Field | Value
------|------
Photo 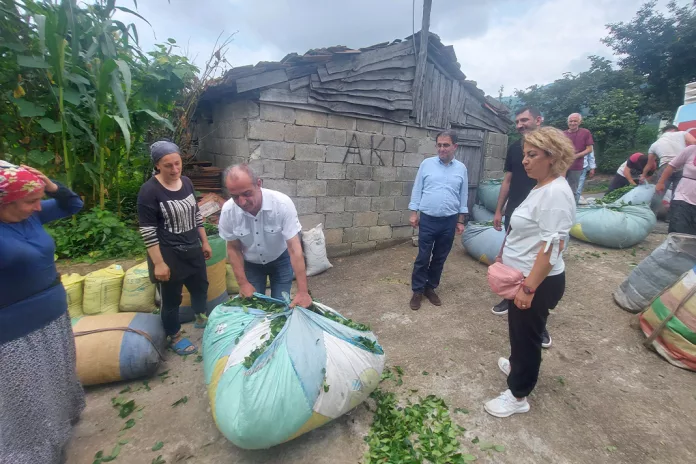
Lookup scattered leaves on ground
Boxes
[454,408,469,414]
[557,376,566,386]
[606,445,618,452]
[122,419,136,430]
[118,386,131,394]
[152,441,164,451]
[111,396,136,419]
[151,456,166,464]
[195,355,204,363]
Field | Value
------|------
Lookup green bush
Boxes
[597,145,631,174]
[47,208,145,262]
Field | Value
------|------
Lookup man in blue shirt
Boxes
[408,130,469,310]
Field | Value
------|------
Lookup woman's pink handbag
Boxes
[486,226,525,299]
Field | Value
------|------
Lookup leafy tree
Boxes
[514,57,646,172]
[603,1,696,115]
[0,0,199,210]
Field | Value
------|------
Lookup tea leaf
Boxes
[171,396,188,407]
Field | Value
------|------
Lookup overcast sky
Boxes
[117,0,690,96]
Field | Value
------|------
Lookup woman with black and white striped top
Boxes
[137,141,212,355]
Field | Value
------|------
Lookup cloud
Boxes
[448,0,691,95]
[116,0,690,95]
[116,0,508,72]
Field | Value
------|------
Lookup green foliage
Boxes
[603,1,696,115]
[0,0,199,212]
[46,207,144,261]
[203,222,219,236]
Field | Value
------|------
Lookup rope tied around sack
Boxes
[74,327,166,361]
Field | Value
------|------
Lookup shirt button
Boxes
[257,244,260,246]
[256,232,259,234]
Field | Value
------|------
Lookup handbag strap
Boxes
[496,225,512,260]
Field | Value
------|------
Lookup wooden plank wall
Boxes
[453,128,486,211]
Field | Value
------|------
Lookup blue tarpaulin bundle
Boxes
[202,294,385,449]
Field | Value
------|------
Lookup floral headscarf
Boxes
[0,161,45,205]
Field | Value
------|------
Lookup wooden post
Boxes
[413,0,432,127]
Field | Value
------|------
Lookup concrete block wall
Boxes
[199,100,443,257]
[482,132,508,180]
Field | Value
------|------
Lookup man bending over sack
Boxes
[218,164,312,309]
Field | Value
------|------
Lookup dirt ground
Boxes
[64,223,696,464]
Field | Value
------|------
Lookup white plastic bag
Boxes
[302,224,333,276]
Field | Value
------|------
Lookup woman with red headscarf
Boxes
[0,161,85,463]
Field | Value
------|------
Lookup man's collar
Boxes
[438,156,455,166]
[260,188,272,211]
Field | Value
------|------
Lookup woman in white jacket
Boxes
[485,127,577,418]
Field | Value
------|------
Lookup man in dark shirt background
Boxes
[491,106,552,348]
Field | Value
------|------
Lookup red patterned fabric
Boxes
[0,162,44,204]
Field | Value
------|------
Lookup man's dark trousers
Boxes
[412,213,458,293]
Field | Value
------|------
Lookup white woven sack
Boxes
[302,224,333,276]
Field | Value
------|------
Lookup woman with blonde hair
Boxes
[484,127,576,418]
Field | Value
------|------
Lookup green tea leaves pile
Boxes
[364,367,505,464]
[601,185,635,204]
[242,315,287,369]
[224,296,381,369]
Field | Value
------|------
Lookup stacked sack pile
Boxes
[610,233,696,372]
[64,263,165,386]
[462,179,505,264]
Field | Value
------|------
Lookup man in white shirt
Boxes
[218,165,311,309]
[649,125,696,197]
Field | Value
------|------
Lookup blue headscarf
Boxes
[149,141,180,165]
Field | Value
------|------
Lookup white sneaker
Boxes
[498,357,511,376]
[484,389,530,418]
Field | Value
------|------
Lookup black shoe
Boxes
[423,287,442,306]
[491,299,508,315]
[410,293,423,310]
[542,328,552,349]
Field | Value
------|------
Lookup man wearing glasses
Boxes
[408,130,469,310]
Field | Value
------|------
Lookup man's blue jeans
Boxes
[244,250,293,300]
[577,166,592,198]
[411,213,458,293]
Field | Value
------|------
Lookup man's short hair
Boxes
[435,130,458,144]
[515,106,542,119]
[661,124,679,133]
[567,112,582,122]
[224,163,259,185]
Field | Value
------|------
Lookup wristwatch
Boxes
[522,285,536,295]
